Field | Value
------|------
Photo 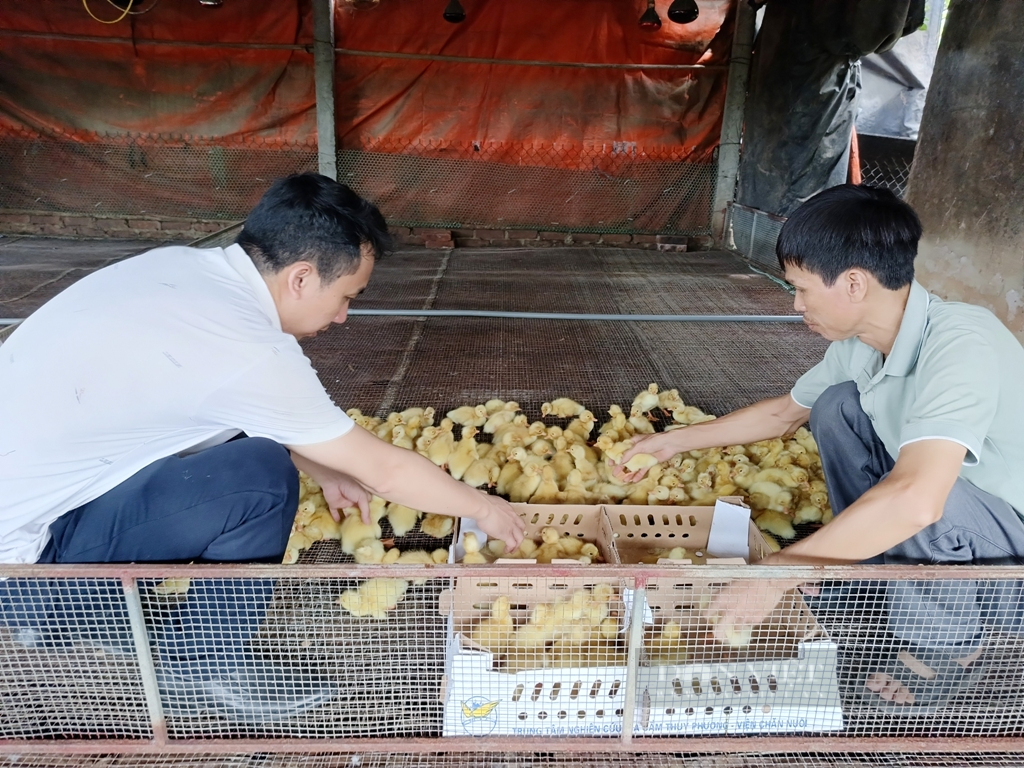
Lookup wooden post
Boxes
[313,0,337,180]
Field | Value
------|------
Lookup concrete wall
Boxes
[906,0,1024,341]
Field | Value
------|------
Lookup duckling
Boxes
[303,508,341,541]
[668,487,690,505]
[468,595,514,653]
[647,485,671,505]
[559,469,593,505]
[592,482,630,503]
[447,426,481,481]
[647,620,689,665]
[461,531,490,564]
[431,548,450,563]
[792,426,819,455]
[599,405,632,438]
[528,465,562,505]
[414,425,439,456]
[792,503,823,525]
[754,509,796,540]
[624,467,665,505]
[557,535,584,557]
[541,398,586,418]
[568,444,600,489]
[508,445,547,471]
[671,405,713,425]
[375,412,403,441]
[535,526,564,563]
[338,578,409,619]
[508,462,544,503]
[565,410,597,441]
[390,425,414,450]
[631,383,660,415]
[628,407,656,434]
[353,537,386,564]
[581,543,601,561]
[484,399,519,415]
[462,456,501,488]
[382,547,402,565]
[400,405,435,427]
[483,408,519,434]
[545,424,564,441]
[623,452,660,474]
[447,404,488,428]
[386,502,421,538]
[496,455,524,497]
[549,440,577,483]
[529,438,555,458]
[283,530,314,564]
[339,504,385,554]
[427,419,456,468]
[657,388,685,413]
[512,603,558,649]
[420,513,455,539]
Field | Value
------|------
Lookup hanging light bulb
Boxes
[443,0,466,23]
[638,0,661,30]
[667,0,699,23]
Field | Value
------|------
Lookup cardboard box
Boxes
[442,502,844,736]
[454,504,619,565]
[441,572,631,737]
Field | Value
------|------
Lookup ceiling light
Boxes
[443,0,466,23]
[667,0,699,23]
[638,0,662,30]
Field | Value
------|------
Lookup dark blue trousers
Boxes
[810,382,1024,650]
[0,437,298,665]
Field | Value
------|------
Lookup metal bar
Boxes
[313,0,338,180]
[1,562,1022,580]
[0,29,311,51]
[3,736,1024,754]
[620,578,647,744]
[335,47,727,71]
[187,221,244,248]
[121,576,167,744]
[347,309,804,322]
[711,0,756,244]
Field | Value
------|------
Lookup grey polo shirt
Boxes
[791,280,1024,516]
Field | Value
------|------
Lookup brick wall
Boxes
[0,211,235,241]
[389,227,714,252]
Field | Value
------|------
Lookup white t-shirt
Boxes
[0,244,354,563]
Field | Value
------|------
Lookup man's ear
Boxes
[845,268,870,303]
[284,262,317,298]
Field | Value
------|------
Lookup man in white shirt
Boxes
[0,173,525,723]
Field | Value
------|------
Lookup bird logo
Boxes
[460,697,500,735]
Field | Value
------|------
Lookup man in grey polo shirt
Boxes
[620,184,1024,714]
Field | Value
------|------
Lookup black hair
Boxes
[237,173,391,281]
[776,184,922,290]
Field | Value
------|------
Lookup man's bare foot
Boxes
[864,644,984,704]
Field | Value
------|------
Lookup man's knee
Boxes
[219,438,299,519]
[809,381,860,437]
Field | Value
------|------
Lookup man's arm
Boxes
[618,394,811,476]
[706,439,967,641]
[290,425,525,550]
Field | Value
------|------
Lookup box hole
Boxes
[682,532,689,538]
[691,678,702,695]
[518,712,527,720]
[608,680,621,698]
[672,678,683,696]
[549,583,569,591]
[537,711,548,720]
[661,513,670,525]
[762,705,772,714]
[711,678,722,695]
[742,705,752,714]
[647,513,656,526]
[570,681,582,700]
[654,532,662,538]
[512,582,534,590]
[768,674,778,693]
[472,602,492,610]
[730,676,742,694]
[685,707,695,716]
[557,710,567,719]
[573,514,583,525]
[618,514,628,526]
[529,513,540,525]
[615,708,623,717]
[550,682,561,700]
[723,706,733,715]
[577,710,587,719]
[640,532,648,538]
[531,683,543,702]
[675,514,684,526]
[596,709,605,718]
[590,680,602,698]
[475,582,498,588]
[512,684,525,702]
[704,706,714,715]
[688,515,697,526]
[632,514,642,526]
[665,708,675,715]
[748,675,760,694]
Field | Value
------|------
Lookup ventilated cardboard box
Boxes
[442,501,843,736]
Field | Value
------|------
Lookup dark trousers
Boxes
[0,437,298,664]
[810,382,1024,651]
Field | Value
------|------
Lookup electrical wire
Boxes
[103,0,164,15]
[82,0,131,24]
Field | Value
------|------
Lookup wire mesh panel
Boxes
[0,130,317,221]
[725,204,786,275]
[338,143,717,236]
[0,577,151,738]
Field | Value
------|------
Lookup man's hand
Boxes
[473,495,526,552]
[703,578,801,644]
[320,472,372,523]
[613,431,683,482]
